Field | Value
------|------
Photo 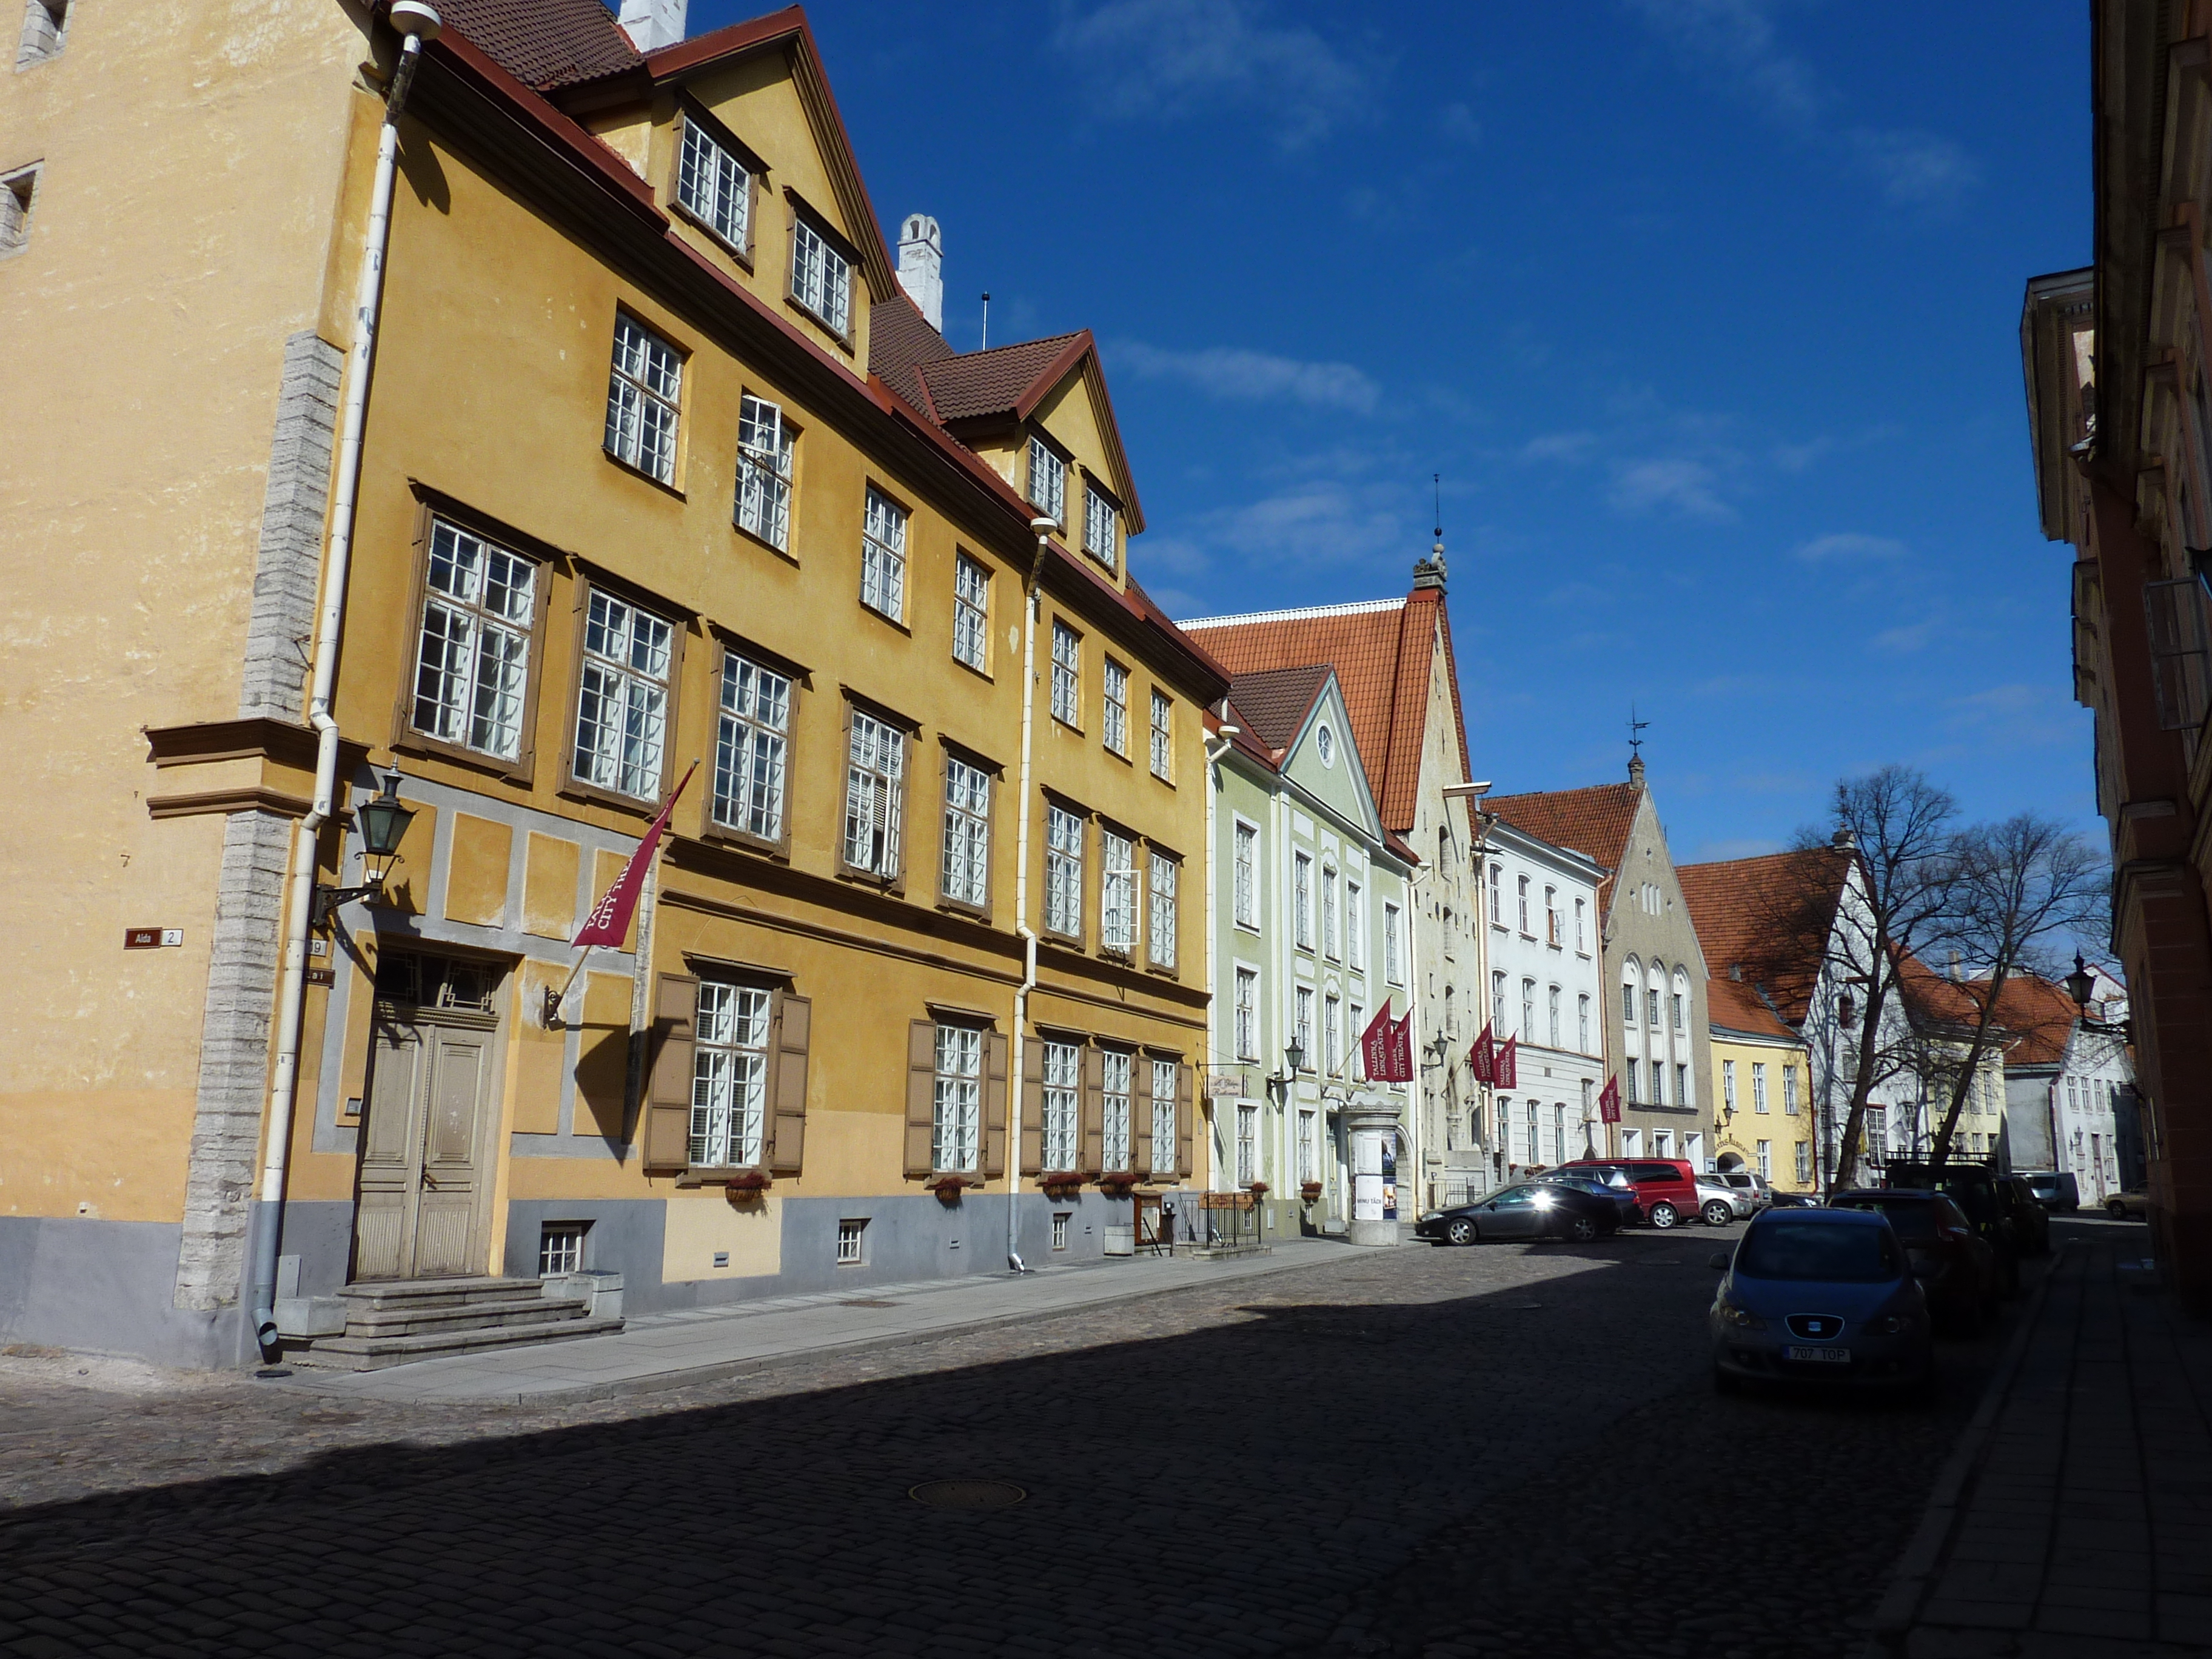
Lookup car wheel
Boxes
[1446,1218,1475,1247]
[2108,1198,2128,1220]
[1565,1215,1600,1243]
[1702,1201,1734,1227]
[1649,1202,1680,1230]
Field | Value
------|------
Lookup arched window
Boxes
[1620,957,1641,1027]
[1671,967,1690,1034]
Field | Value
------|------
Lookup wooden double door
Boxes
[353,1001,501,1281]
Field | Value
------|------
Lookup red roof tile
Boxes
[916,333,1087,424]
[868,290,954,416]
[1978,974,2080,1067]
[437,0,641,90]
[1486,782,1643,915]
[1675,847,1852,1027]
[1706,976,1797,1042]
[1225,665,1332,752]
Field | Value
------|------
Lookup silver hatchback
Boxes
[1695,1176,1756,1225]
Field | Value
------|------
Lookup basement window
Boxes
[0,163,36,254]
[836,1218,867,1265]
[538,1222,589,1276]
[16,0,65,69]
[1051,1213,1070,1252]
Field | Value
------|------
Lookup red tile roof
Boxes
[1978,974,2080,1068]
[1706,976,1797,1043]
[1675,847,1852,1028]
[917,333,1087,423]
[1179,589,1466,835]
[437,0,642,90]
[1225,665,1332,752]
[1486,782,1642,912]
[868,290,954,415]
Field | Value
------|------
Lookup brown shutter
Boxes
[642,971,699,1173]
[905,1019,937,1177]
[1177,1063,1195,1178]
[1020,1034,1044,1175]
[984,1031,1008,1178]
[1080,1043,1104,1175]
[768,992,810,1174]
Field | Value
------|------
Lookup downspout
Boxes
[1007,518,1054,1270]
[249,2,441,1359]
[1202,723,1236,1198]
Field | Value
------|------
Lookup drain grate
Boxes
[910,1479,1027,1510]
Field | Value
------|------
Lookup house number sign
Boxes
[123,928,184,949]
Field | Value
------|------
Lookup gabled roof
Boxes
[1976,973,2081,1069]
[436,0,640,90]
[1486,782,1643,911]
[1675,846,1853,1028]
[918,333,1087,423]
[868,290,956,415]
[1706,976,1798,1044]
[1179,588,1467,836]
[1225,665,1333,752]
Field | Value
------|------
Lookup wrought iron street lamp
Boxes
[2064,952,2132,1040]
[313,770,417,925]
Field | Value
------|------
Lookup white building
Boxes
[1990,970,2134,1204]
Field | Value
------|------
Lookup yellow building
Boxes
[1707,981,1817,1192]
[0,0,1222,1367]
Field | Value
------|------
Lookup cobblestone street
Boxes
[0,1224,2016,1658]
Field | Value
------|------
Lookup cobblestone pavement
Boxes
[0,1224,2017,1658]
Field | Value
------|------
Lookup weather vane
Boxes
[1627,703,1649,759]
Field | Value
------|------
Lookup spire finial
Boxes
[1413,473,1449,590]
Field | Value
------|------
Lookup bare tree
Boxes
[1919,814,2109,1172]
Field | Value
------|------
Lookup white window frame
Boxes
[953,553,990,671]
[841,708,905,879]
[1346,881,1364,970]
[1101,828,1136,955]
[734,394,794,550]
[1028,435,1066,525]
[412,518,536,762]
[1295,987,1313,1065]
[1384,902,1403,984]
[860,484,908,621]
[1234,966,1258,1061]
[677,118,751,250]
[1233,820,1259,930]
[1517,875,1530,934]
[605,315,682,484]
[1051,621,1081,726]
[1784,1067,1800,1116]
[1752,1062,1769,1114]
[1045,803,1084,937]
[711,651,792,843]
[789,213,852,338]
[1236,1104,1257,1186]
[1574,896,1587,952]
[835,1218,866,1265]
[931,1024,982,1173]
[1795,1141,1813,1184]
[1324,994,1341,1077]
[1149,688,1173,781]
[691,980,771,1168]
[1042,1040,1079,1171]
[940,754,990,910]
[1723,1059,1737,1114]
[1150,1057,1178,1177]
[1578,995,1590,1053]
[1293,853,1313,951]
[1084,483,1119,570]
[572,589,672,799]
[1297,1109,1316,1184]
[1101,1048,1133,1171]
[1148,852,1178,970]
[1321,865,1338,960]
[1547,985,1561,1048]
[1756,1141,1772,1181]
[1102,659,1128,756]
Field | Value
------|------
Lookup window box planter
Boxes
[928,1174,974,1202]
[1096,1172,1141,1194]
[1039,1173,1084,1196]
[1299,1182,1324,1202]
[723,1171,772,1203]
[1247,1181,1270,1198]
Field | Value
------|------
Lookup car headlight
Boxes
[1715,1295,1767,1330]
[1419,1212,1443,1222]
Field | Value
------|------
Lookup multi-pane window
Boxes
[1028,436,1065,524]
[1045,804,1084,936]
[1051,1212,1070,1250]
[1101,830,1136,954]
[1384,903,1402,982]
[1237,1104,1257,1186]
[1752,1063,1768,1113]
[539,1222,586,1276]
[1051,622,1081,725]
[1149,689,1173,780]
[1085,484,1119,568]
[1150,1058,1177,1177]
[734,395,794,549]
[860,486,907,620]
[691,981,770,1167]
[1234,967,1258,1059]
[412,520,535,760]
[711,652,791,841]
[931,1024,982,1172]
[1650,1061,1666,1106]
[1492,972,1507,1030]
[1148,854,1178,970]
[1624,1065,1638,1105]
[1574,897,1587,951]
[1547,986,1561,1047]
[940,756,990,909]
[1346,882,1364,970]
[1227,833,1265,943]
[1350,1001,1365,1080]
[677,119,750,248]
[952,554,990,670]
[1545,886,1560,945]
[1623,983,1638,1024]
[789,215,851,337]
[1293,853,1313,950]
[1295,987,1313,1065]
[1757,1141,1773,1181]
[574,591,672,798]
[1676,1064,1691,1109]
[1795,1141,1813,1184]
[1578,995,1590,1051]
[1324,994,1341,1077]
[1647,988,1663,1027]
[1101,1049,1132,1171]
[1102,659,1128,755]
[841,709,905,878]
[1042,1040,1079,1170]
[1672,985,1687,1032]
[1783,1068,1800,1115]
[605,315,681,484]
[1521,979,1536,1038]
[1723,1059,1737,1114]
[1654,1128,1673,1159]
[836,1219,866,1264]
[1298,1110,1316,1184]
[1489,865,1501,923]
[1517,876,1530,933]
[1321,866,1339,960]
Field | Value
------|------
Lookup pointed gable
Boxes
[1485,782,1643,912]
[1225,665,1333,752]
[1675,846,1853,1028]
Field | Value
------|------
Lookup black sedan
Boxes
[1416,1182,1620,1245]
[1537,1170,1641,1228]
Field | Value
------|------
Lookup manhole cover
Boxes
[909,1480,1027,1510]
[842,1299,902,1308]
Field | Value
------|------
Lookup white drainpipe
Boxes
[249,2,441,1358]
[1006,519,1054,1270]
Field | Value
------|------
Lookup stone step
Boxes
[338,1276,554,1313]
[340,1294,594,1340]
[291,1313,626,1372]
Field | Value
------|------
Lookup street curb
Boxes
[272,1239,1384,1407]
[1862,1241,2065,1655]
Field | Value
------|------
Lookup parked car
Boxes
[1708,1208,1932,1393]
[1994,1176,2051,1257]
[1535,1170,1641,1228]
[1829,1189,1999,1332]
[1881,1163,2022,1296]
[1557,1158,1704,1229]
[2022,1170,2080,1212]
[1767,1190,1823,1209]
[2105,1187,2150,1220]
[1711,1169,1772,1208]
[1695,1175,1755,1225]
[1416,1182,1620,1245]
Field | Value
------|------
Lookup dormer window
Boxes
[1028,437,1065,525]
[1084,482,1119,570]
[790,213,851,338]
[675,118,752,254]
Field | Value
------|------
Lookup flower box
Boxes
[1299,1182,1324,1201]
[1247,1181,1270,1197]
[724,1171,771,1202]
[928,1174,972,1201]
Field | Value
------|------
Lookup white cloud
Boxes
[1943,683,2085,749]
[1872,617,1937,653]
[1054,0,1382,149]
[1518,431,1597,464]
[1610,457,1731,519]
[1850,129,1980,208]
[1115,341,1380,414]
[1794,531,1908,563]
[1205,481,1406,565]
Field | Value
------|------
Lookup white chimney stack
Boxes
[617,0,686,51]
[897,213,943,333]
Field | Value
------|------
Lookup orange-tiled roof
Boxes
[1979,974,2080,1068]
[917,333,1087,423]
[1676,847,1852,1027]
[1179,589,1466,835]
[1226,665,1332,752]
[440,0,642,89]
[868,290,955,415]
[1486,782,1641,912]
[1706,976,1797,1042]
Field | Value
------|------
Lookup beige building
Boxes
[0,0,1223,1367]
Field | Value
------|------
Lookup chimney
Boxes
[897,214,943,333]
[1831,826,1856,850]
[1627,752,1645,788]
[1412,535,1448,593]
[1946,950,1963,982]
[617,0,686,52]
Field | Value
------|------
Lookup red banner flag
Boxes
[1497,1035,1518,1091]
[1470,1023,1495,1086]
[1359,1000,1398,1082]
[1387,1012,1413,1082]
[1598,1075,1621,1124]
[572,760,698,949]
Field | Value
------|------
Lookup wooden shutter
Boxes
[1020,1035,1044,1175]
[643,971,699,1173]
[984,1031,1008,1178]
[1176,1063,1195,1178]
[905,1019,937,1176]
[768,992,810,1174]
[1080,1042,1104,1175]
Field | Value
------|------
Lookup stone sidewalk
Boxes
[277,1235,1364,1404]
[1871,1221,2212,1657]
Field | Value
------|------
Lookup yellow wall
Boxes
[1712,1037,1814,1190]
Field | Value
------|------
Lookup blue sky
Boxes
[691,0,2095,864]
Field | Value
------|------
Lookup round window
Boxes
[1317,723,1335,765]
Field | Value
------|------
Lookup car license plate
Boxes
[1786,1345,1851,1364]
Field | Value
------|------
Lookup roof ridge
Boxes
[1179,597,1408,629]
[942,330,1085,363]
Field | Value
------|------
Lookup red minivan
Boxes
[1557,1159,1706,1229]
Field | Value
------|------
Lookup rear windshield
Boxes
[1834,1195,1937,1242]
[1737,1221,1903,1283]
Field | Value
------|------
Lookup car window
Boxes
[1493,1186,1537,1208]
[1736,1221,1903,1282]
[1838,1195,1937,1242]
[1933,1196,1971,1230]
